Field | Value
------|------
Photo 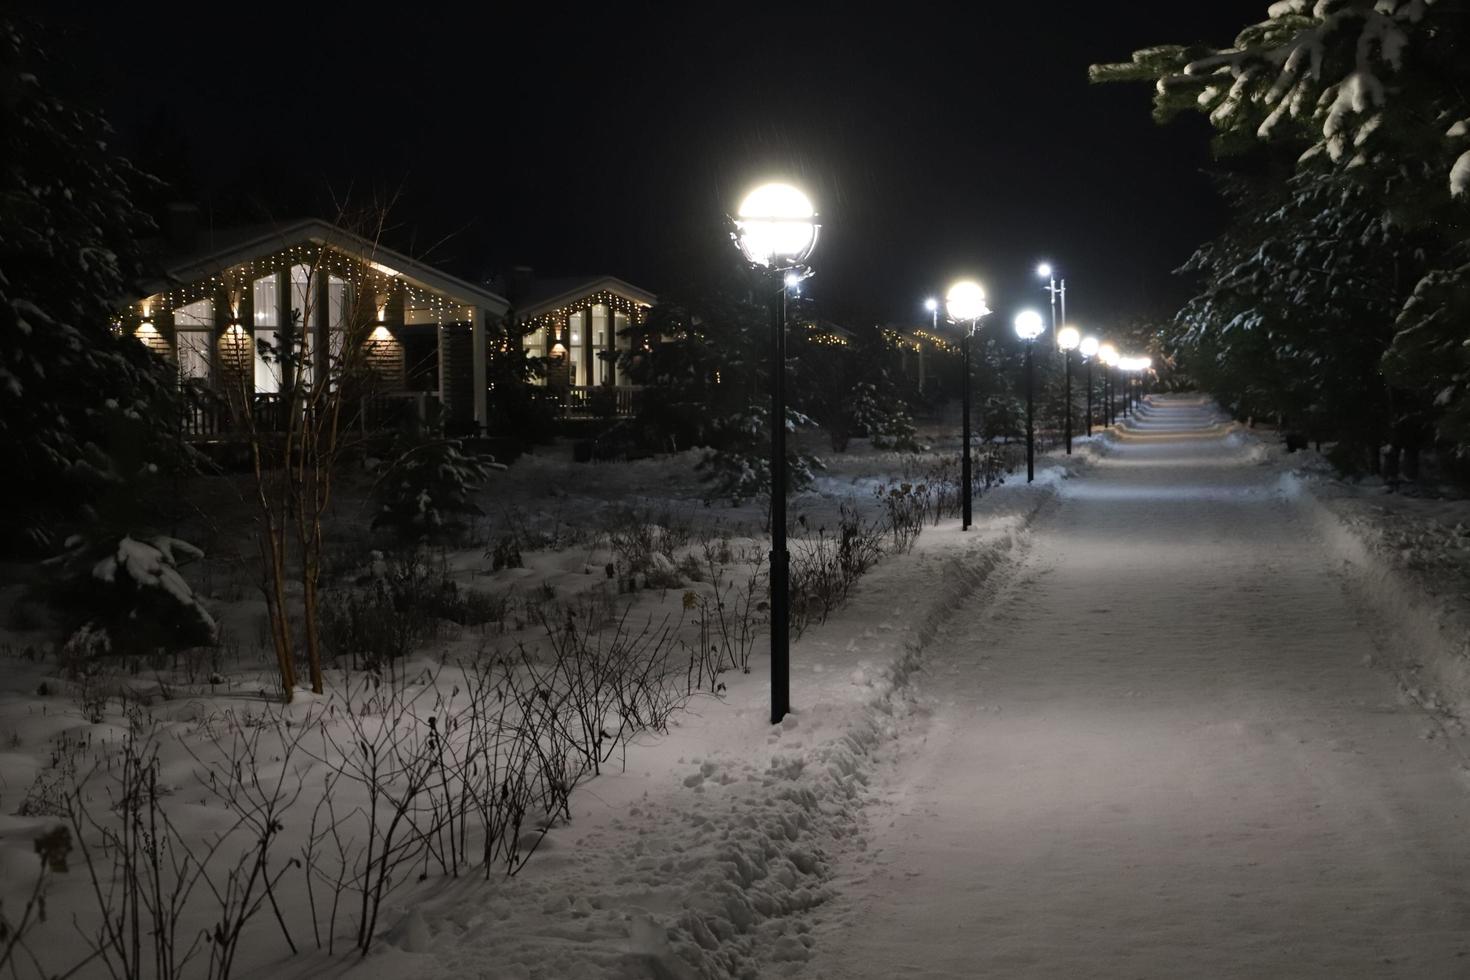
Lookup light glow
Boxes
[1056,325,1081,351]
[1013,309,1045,341]
[945,280,990,322]
[1037,263,1053,279]
[734,182,819,268]
[1098,342,1119,366]
[1080,335,1099,358]
[370,325,393,341]
[924,297,938,312]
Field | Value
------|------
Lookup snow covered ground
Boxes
[801,396,1470,978]
[6,398,1470,979]
[0,428,1069,980]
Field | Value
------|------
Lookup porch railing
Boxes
[178,387,439,440]
[559,385,642,418]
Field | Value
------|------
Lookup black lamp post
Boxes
[1079,335,1098,436]
[1057,326,1080,454]
[733,181,819,726]
[1014,310,1045,482]
[945,280,990,530]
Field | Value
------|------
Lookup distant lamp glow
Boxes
[1080,335,1100,436]
[924,297,938,313]
[1056,325,1081,351]
[784,272,802,288]
[1013,310,1045,341]
[945,280,989,324]
[1099,342,1119,366]
[734,182,819,268]
[1037,263,1053,279]
[371,325,393,342]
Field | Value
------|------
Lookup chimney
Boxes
[165,202,200,254]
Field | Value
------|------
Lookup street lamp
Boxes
[1056,325,1080,455]
[1014,310,1045,483]
[1098,343,1119,424]
[734,180,818,726]
[1129,356,1152,411]
[921,297,938,392]
[1038,263,1067,346]
[1117,355,1150,415]
[946,280,991,530]
[1079,334,1099,437]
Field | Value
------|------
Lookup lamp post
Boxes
[946,280,991,530]
[1123,358,1133,418]
[1014,310,1045,482]
[1079,335,1099,436]
[1099,343,1118,424]
[1056,325,1080,454]
[1038,263,1067,345]
[733,181,818,726]
[1133,356,1152,411]
[921,297,938,393]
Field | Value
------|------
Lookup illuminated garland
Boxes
[880,327,959,355]
[135,244,478,324]
[522,289,649,332]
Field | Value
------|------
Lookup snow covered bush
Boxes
[844,382,920,451]
[372,436,502,541]
[696,402,824,505]
[50,535,215,663]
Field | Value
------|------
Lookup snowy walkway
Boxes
[804,396,1470,978]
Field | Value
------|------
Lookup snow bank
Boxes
[1268,453,1470,719]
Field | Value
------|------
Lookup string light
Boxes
[133,243,478,326]
[523,290,649,333]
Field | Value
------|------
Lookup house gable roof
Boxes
[514,276,657,321]
[141,218,510,314]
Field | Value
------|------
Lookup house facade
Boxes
[511,276,657,417]
[125,219,510,436]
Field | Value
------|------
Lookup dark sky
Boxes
[42,1,1266,329]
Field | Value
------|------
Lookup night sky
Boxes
[43,1,1266,328]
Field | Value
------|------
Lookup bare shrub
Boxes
[875,482,929,553]
[788,505,885,637]
[0,826,79,977]
[68,723,299,980]
[306,674,446,955]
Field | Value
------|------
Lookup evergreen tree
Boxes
[0,21,184,552]
[485,310,554,442]
[1093,0,1470,467]
[620,238,822,503]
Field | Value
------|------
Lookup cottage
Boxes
[510,275,657,417]
[125,217,509,436]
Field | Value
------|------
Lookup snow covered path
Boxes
[804,396,1470,978]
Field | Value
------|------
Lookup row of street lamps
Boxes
[732,180,1151,723]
